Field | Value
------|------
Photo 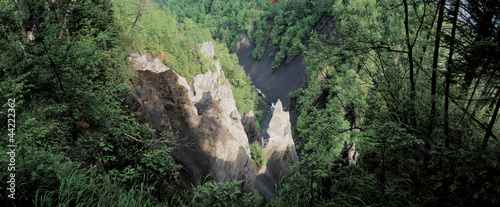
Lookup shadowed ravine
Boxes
[235,33,307,133]
[252,84,275,143]
[233,34,306,198]
[235,36,307,111]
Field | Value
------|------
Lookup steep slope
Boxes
[255,99,300,198]
[235,33,307,109]
[129,41,299,195]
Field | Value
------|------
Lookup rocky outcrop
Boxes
[200,41,216,59]
[187,46,255,191]
[129,42,255,192]
[129,41,298,196]
[253,100,299,198]
[264,100,299,178]
[241,110,263,145]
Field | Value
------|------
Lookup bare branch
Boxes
[123,132,170,144]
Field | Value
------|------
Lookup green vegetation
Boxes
[153,0,269,49]
[250,141,267,168]
[116,0,211,81]
[257,0,337,69]
[0,0,172,205]
[285,0,500,206]
[152,0,337,69]
[1,0,499,206]
[114,0,258,114]
[0,0,256,205]
[190,179,265,206]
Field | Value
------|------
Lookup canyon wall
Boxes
[128,42,298,196]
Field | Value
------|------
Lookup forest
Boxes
[1,0,499,206]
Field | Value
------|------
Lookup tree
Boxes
[444,0,460,148]
[428,0,446,138]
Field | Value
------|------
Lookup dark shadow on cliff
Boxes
[255,149,299,199]
[132,56,300,201]
[130,70,209,189]
[132,69,257,193]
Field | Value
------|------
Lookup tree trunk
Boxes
[130,0,144,31]
[482,90,500,148]
[59,0,77,39]
[458,76,482,126]
[429,0,445,137]
[42,41,66,100]
[417,7,437,77]
[488,89,500,113]
[475,76,496,112]
[403,0,416,128]
[12,0,27,42]
[444,0,460,148]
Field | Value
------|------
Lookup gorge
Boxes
[3,0,498,205]
[128,41,299,198]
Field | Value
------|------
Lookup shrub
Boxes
[190,179,243,206]
[249,141,267,168]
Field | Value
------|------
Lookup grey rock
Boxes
[242,110,263,145]
[129,41,298,195]
[265,100,299,179]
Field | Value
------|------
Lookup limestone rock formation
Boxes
[129,42,255,192]
[129,41,299,196]
[241,110,263,145]
[187,49,255,191]
[200,41,215,59]
[264,100,299,179]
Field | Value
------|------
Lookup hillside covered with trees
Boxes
[1,0,499,206]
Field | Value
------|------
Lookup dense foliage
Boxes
[0,0,257,205]
[286,0,500,206]
[0,0,166,205]
[1,0,499,206]
[254,0,336,69]
[152,0,338,69]
[153,0,269,50]
[250,141,267,168]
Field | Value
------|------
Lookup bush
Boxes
[249,141,267,168]
[190,179,243,206]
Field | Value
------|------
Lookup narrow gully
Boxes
[252,84,275,144]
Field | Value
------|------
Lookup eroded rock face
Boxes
[129,41,298,196]
[241,110,263,145]
[187,48,255,191]
[129,53,208,189]
[129,42,255,192]
[200,41,215,59]
[265,100,299,179]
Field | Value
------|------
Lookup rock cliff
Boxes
[129,41,298,196]
[254,100,300,198]
[241,110,263,145]
[265,100,299,178]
